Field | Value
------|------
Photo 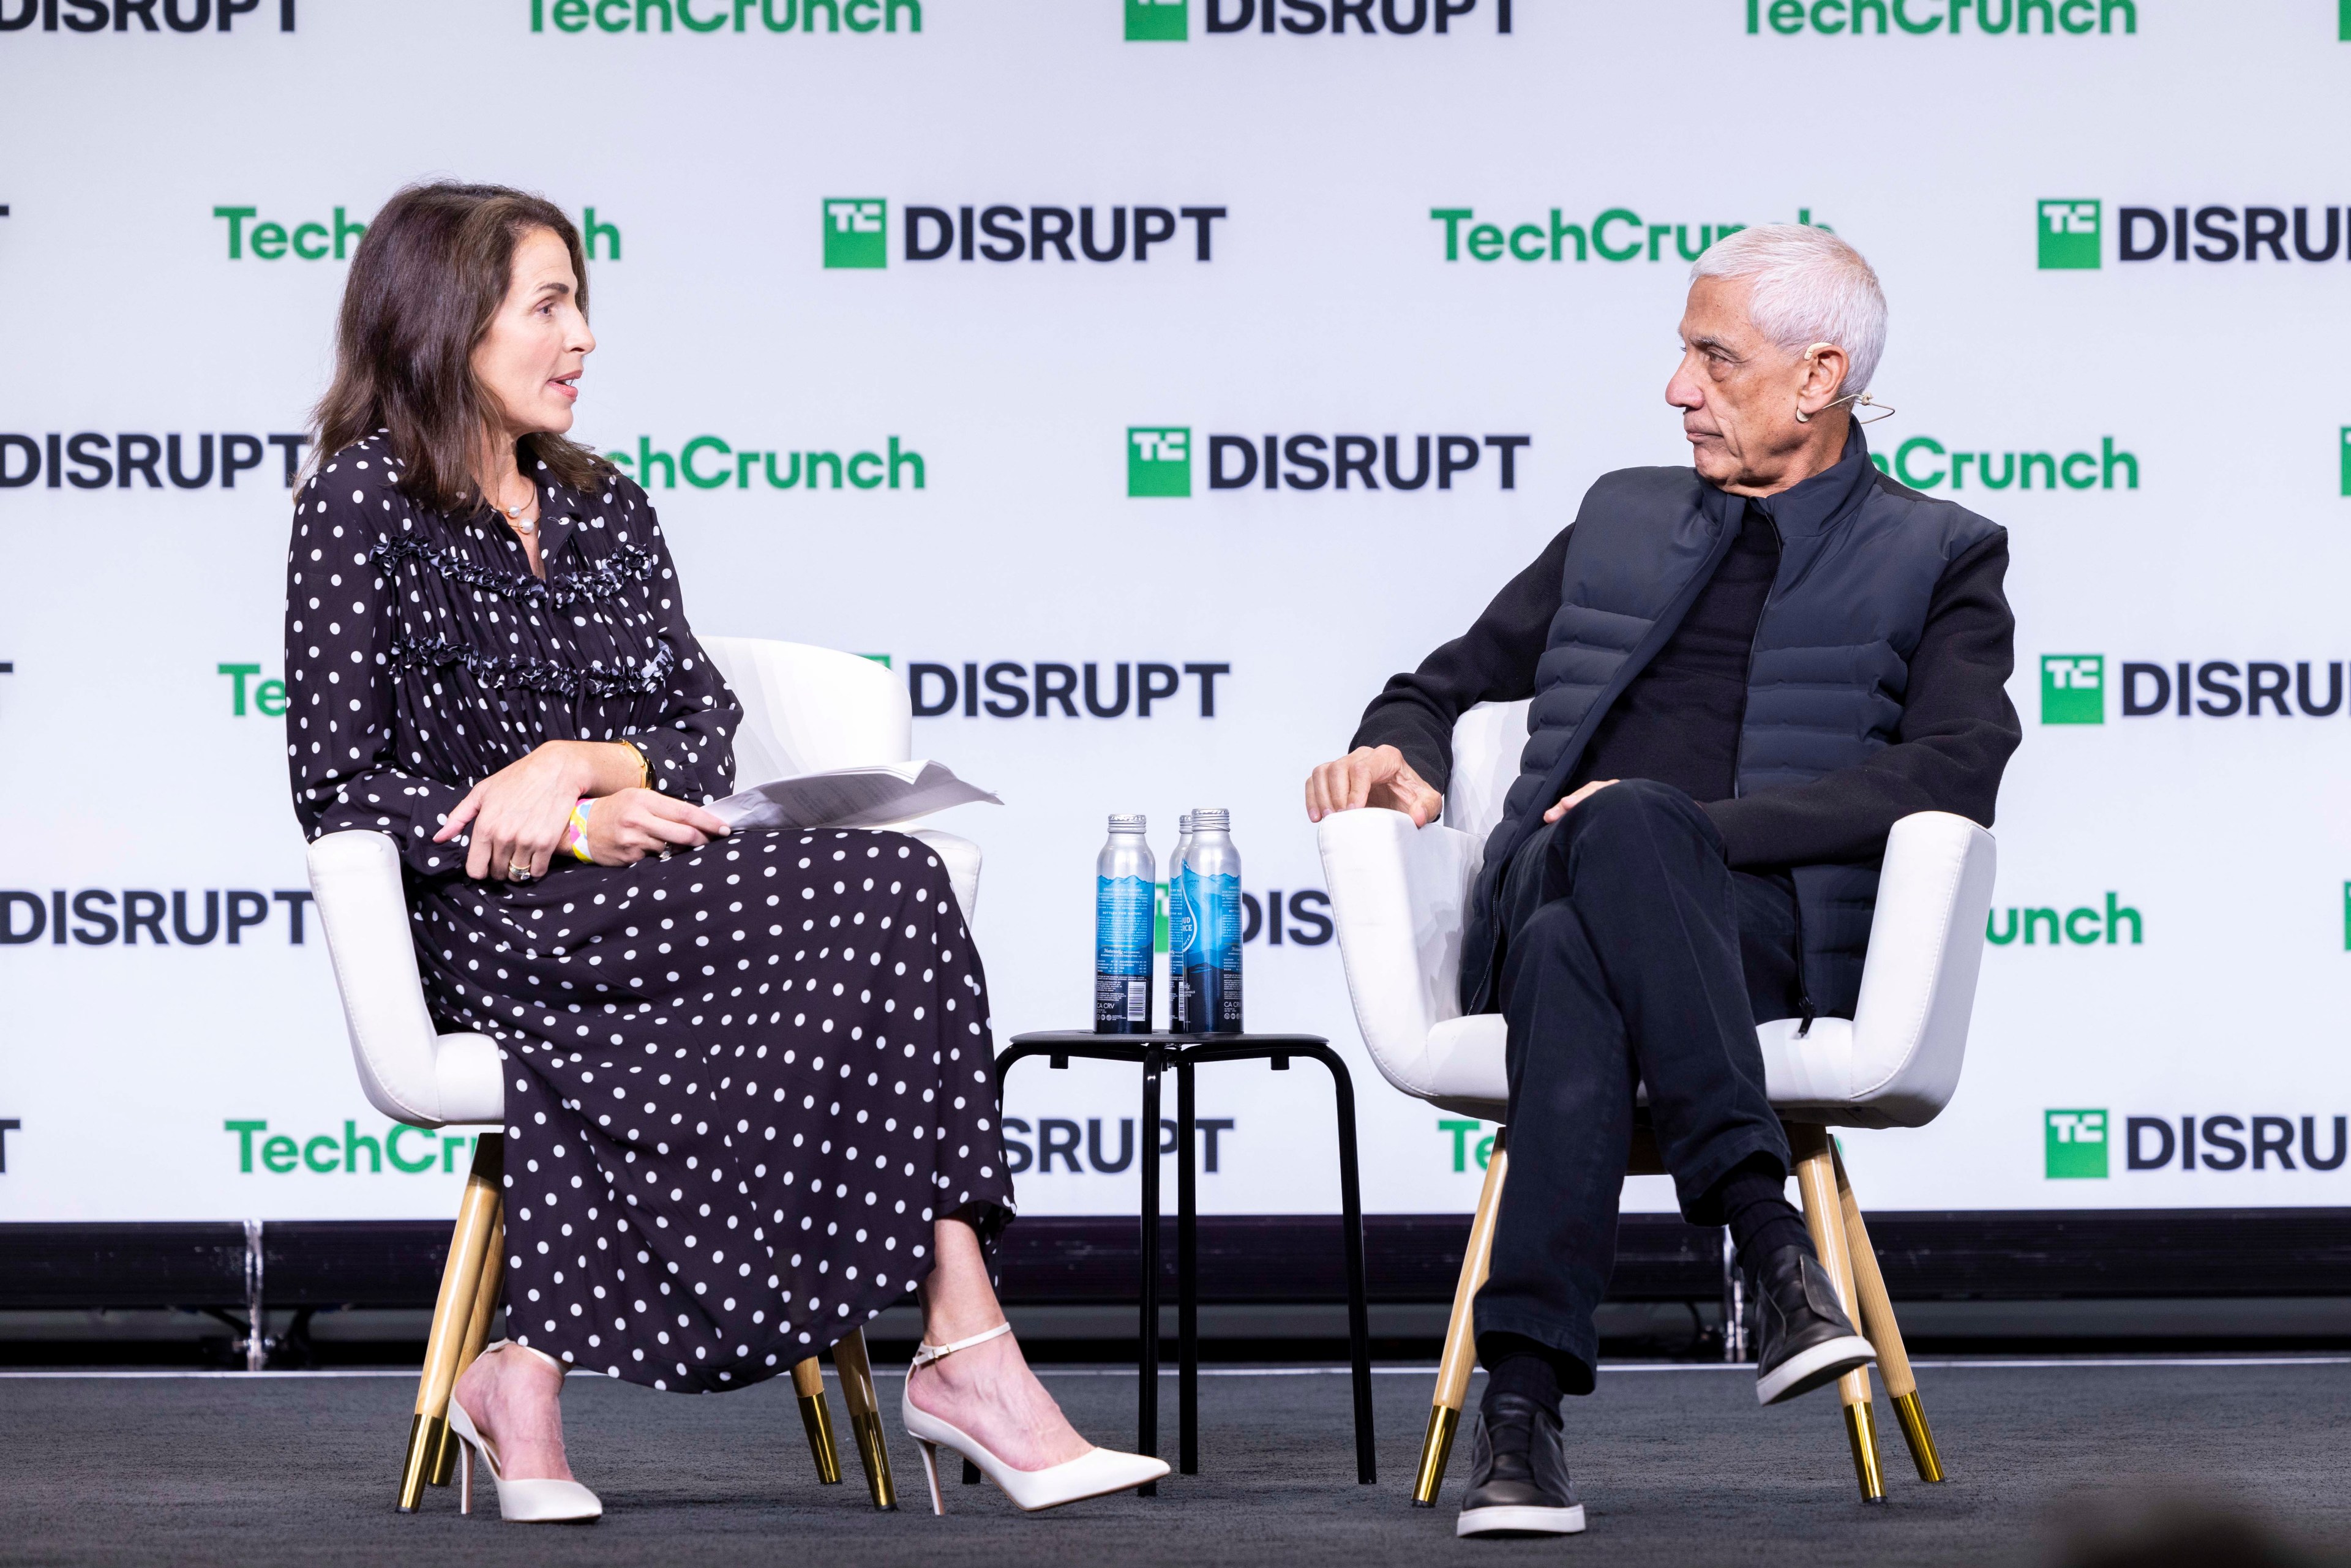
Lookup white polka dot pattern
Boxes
[281,437,1011,1392]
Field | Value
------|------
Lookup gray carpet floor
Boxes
[3,1357,2347,1567]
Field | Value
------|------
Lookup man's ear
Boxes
[1798,342,1851,418]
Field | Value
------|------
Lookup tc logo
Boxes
[2039,200,2102,269]
[2041,654,2104,724]
[1128,427,1191,497]
[1126,0,1186,39]
[823,198,888,269]
[2045,1109,2109,1179]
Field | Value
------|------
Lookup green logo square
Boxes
[822,198,888,269]
[2040,654,2104,724]
[2045,1109,2109,1179]
[2038,200,2101,269]
[1126,0,1187,40]
[2340,427,2350,497]
[1128,426,1190,497]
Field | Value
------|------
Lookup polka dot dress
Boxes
[285,437,1011,1392]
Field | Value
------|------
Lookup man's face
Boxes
[1666,276,1817,492]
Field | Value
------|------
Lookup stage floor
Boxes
[3,1356,2344,1566]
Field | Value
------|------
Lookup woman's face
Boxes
[471,225,595,445]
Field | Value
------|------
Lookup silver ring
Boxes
[508,860,536,883]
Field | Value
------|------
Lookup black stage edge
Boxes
[7,1209,2351,1313]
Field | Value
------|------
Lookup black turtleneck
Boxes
[1563,500,1780,805]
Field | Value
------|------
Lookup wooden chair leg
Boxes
[427,1209,506,1487]
[397,1131,504,1513]
[1832,1141,1944,1483]
[1788,1124,1886,1506]
[1414,1128,1509,1509]
[792,1357,844,1485]
[831,1327,898,1510]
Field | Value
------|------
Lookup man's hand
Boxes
[580,788,732,866]
[1305,745,1444,827]
[1542,779,1619,823]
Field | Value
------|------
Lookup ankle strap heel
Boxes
[909,1321,1013,1371]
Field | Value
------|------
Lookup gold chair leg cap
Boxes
[1412,1405,1461,1509]
[1891,1389,1946,1483]
[797,1392,844,1486]
[1843,1400,1888,1504]
[396,1412,449,1514]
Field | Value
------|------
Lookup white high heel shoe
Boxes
[901,1322,1169,1514]
[447,1341,603,1523]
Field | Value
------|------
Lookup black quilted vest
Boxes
[1463,430,2000,1018]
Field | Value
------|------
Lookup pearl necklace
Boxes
[490,481,537,535]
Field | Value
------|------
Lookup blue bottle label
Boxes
[1096,873,1154,1031]
[1096,874,1155,977]
[1178,865,1243,1032]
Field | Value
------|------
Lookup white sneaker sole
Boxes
[1457,1502,1588,1537]
[1755,1333,1877,1405]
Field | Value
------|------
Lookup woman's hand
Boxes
[433,740,649,882]
[580,788,730,866]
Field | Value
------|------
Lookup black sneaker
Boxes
[1455,1392,1586,1538]
[1750,1242,1877,1405]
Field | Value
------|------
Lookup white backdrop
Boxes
[4,0,2350,1225]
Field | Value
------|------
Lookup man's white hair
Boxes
[1690,224,1886,398]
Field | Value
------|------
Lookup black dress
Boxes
[284,435,1011,1392]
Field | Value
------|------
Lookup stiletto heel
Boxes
[900,1322,1169,1512]
[447,1342,602,1523]
[916,1438,945,1517]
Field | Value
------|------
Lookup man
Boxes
[1304,226,2017,1538]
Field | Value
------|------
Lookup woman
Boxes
[285,182,1163,1521]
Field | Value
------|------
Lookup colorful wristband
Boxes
[564,798,594,862]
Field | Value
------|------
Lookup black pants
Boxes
[1472,779,1804,1386]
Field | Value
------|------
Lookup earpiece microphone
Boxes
[1793,343,1895,424]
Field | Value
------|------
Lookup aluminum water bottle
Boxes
[1165,813,1195,1032]
[1095,814,1155,1035]
[1179,808,1244,1032]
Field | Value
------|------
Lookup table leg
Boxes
[1138,1044,1166,1495]
[1319,1048,1376,1485]
[1178,1056,1199,1476]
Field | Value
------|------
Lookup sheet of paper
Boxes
[705,759,1001,832]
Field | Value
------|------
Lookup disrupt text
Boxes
[910,661,1229,718]
[1,889,316,946]
[1199,0,1512,33]
[0,432,309,490]
[897,204,1225,263]
[1209,433,1528,490]
[2,0,294,31]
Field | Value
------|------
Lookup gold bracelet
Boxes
[619,738,651,791]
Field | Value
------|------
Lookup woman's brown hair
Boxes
[311,181,607,512]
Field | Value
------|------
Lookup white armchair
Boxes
[307,637,970,1515]
[1315,698,1997,1506]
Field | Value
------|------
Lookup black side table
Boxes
[997,1030,1376,1490]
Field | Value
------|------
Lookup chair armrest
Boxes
[1843,811,1999,1126]
[699,637,912,780]
[1315,808,1480,1101]
[306,830,468,1127]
